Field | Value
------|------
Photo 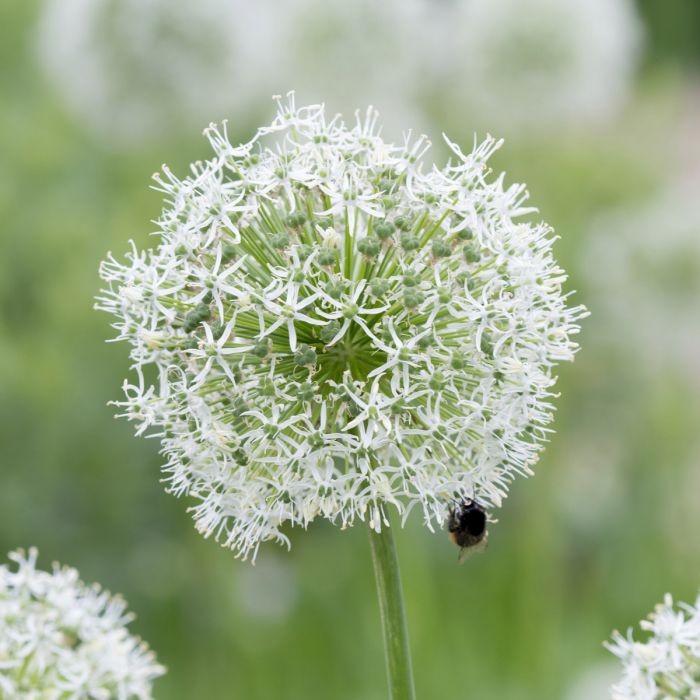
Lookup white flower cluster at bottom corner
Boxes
[606,591,700,699]
[0,548,164,699]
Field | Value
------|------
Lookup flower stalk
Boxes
[368,521,416,700]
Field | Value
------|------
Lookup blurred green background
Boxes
[1,1,699,698]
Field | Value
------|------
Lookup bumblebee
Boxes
[447,498,488,563]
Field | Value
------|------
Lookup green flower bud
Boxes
[252,339,270,358]
[370,279,390,297]
[320,321,341,344]
[374,221,396,240]
[325,280,345,299]
[416,333,434,350]
[394,216,412,231]
[400,233,420,251]
[451,352,467,370]
[297,244,314,260]
[429,370,446,390]
[357,236,381,258]
[431,239,452,258]
[286,212,307,228]
[294,343,317,366]
[403,289,424,309]
[464,245,481,263]
[318,249,336,266]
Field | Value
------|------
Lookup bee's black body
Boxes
[447,498,488,558]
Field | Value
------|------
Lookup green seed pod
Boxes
[297,244,314,260]
[294,343,318,366]
[370,279,390,297]
[416,333,434,350]
[313,216,334,229]
[252,339,270,358]
[394,216,412,231]
[357,236,380,258]
[318,249,336,266]
[451,352,467,370]
[437,286,451,303]
[297,381,316,402]
[374,221,396,240]
[464,245,481,263]
[325,280,345,299]
[320,321,341,344]
[400,233,420,251]
[431,239,452,258]
[429,370,446,391]
[403,290,424,309]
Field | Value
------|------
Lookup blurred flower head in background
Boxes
[0,548,164,698]
[35,0,644,147]
[35,0,289,145]
[606,592,700,699]
[97,95,585,560]
[583,179,700,387]
[279,0,426,136]
[429,0,643,134]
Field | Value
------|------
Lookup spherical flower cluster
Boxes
[431,0,642,132]
[98,94,585,560]
[606,592,700,699]
[0,548,164,698]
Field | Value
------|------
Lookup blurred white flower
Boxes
[235,554,298,621]
[0,548,164,698]
[430,0,642,133]
[583,180,700,386]
[565,661,619,700]
[97,94,585,560]
[606,592,700,699]
[277,0,426,137]
[35,0,290,145]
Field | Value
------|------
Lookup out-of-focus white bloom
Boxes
[97,94,585,560]
[35,0,290,145]
[583,180,700,386]
[565,662,619,700]
[235,554,298,622]
[606,592,700,699]
[0,548,164,698]
[278,0,426,137]
[430,0,642,132]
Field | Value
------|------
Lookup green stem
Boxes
[367,521,416,700]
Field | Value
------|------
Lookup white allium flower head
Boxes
[97,94,585,560]
[606,592,700,699]
[432,0,642,132]
[0,548,164,698]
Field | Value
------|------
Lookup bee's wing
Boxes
[457,532,489,564]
